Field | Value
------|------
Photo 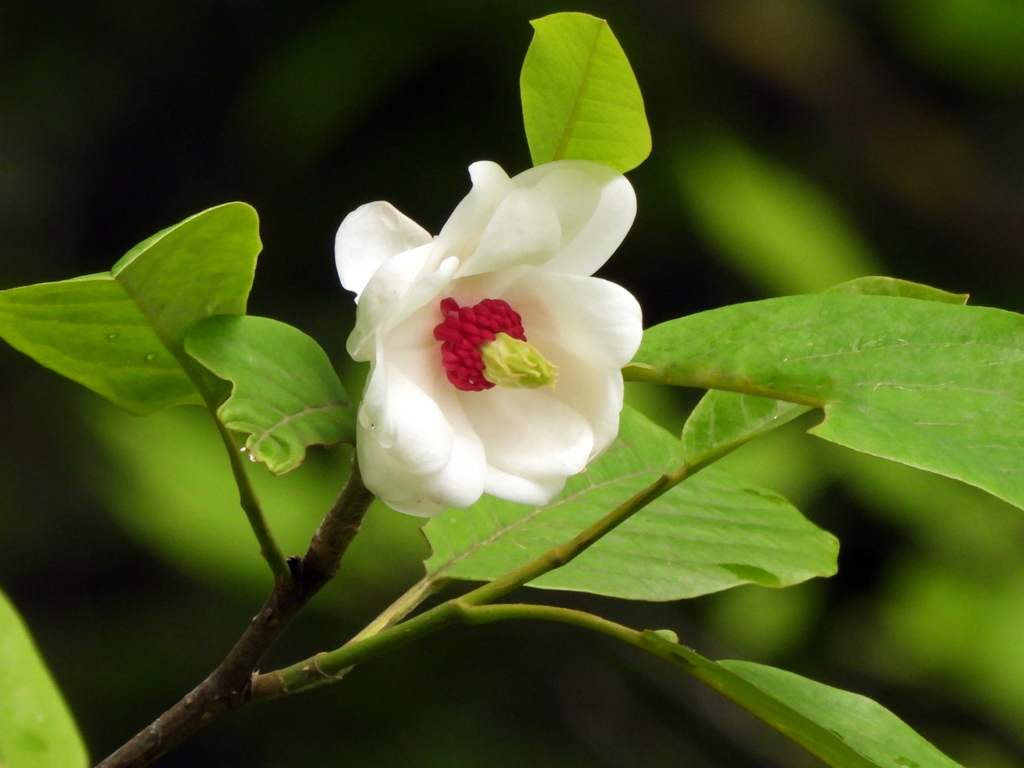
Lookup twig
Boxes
[94,456,375,768]
[102,412,719,761]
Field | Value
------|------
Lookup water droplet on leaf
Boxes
[144,352,157,361]
[106,332,120,340]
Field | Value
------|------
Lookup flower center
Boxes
[433,297,557,392]
[480,332,558,390]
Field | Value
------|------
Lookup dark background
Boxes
[4,1,1024,766]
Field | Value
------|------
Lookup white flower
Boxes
[336,160,643,516]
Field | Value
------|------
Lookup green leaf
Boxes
[0,203,261,415]
[185,315,355,474]
[721,662,963,768]
[628,293,1024,511]
[111,202,260,349]
[422,406,837,600]
[676,137,879,295]
[0,588,88,768]
[521,12,651,172]
[722,661,963,768]
[678,277,964,469]
[0,275,201,414]
[644,632,963,768]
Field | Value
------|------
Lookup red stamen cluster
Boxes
[433,297,527,391]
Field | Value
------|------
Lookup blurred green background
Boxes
[4,0,1024,765]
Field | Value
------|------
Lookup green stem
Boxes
[167,330,289,585]
[212,415,290,585]
[262,574,450,692]
[184,355,288,585]
[445,603,696,680]
[250,461,693,701]
[350,575,448,644]
[455,604,877,768]
[456,602,643,645]
[253,597,863,764]
[259,598,878,768]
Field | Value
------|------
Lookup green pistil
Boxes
[480,332,558,390]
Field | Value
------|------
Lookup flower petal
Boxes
[359,347,453,475]
[542,344,625,460]
[346,247,457,361]
[435,161,513,261]
[383,256,461,339]
[359,418,486,517]
[335,202,432,299]
[455,187,562,278]
[502,271,643,370]
[358,330,488,515]
[357,424,446,516]
[511,160,636,277]
[459,386,594,479]
[417,406,487,511]
[483,466,567,507]
[499,271,639,460]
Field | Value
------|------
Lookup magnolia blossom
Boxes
[336,159,643,516]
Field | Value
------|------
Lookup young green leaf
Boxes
[0,203,261,415]
[185,315,355,474]
[627,293,1024,512]
[423,406,836,600]
[644,632,963,768]
[111,202,261,350]
[521,12,650,172]
[0,274,202,414]
[0,588,88,768]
